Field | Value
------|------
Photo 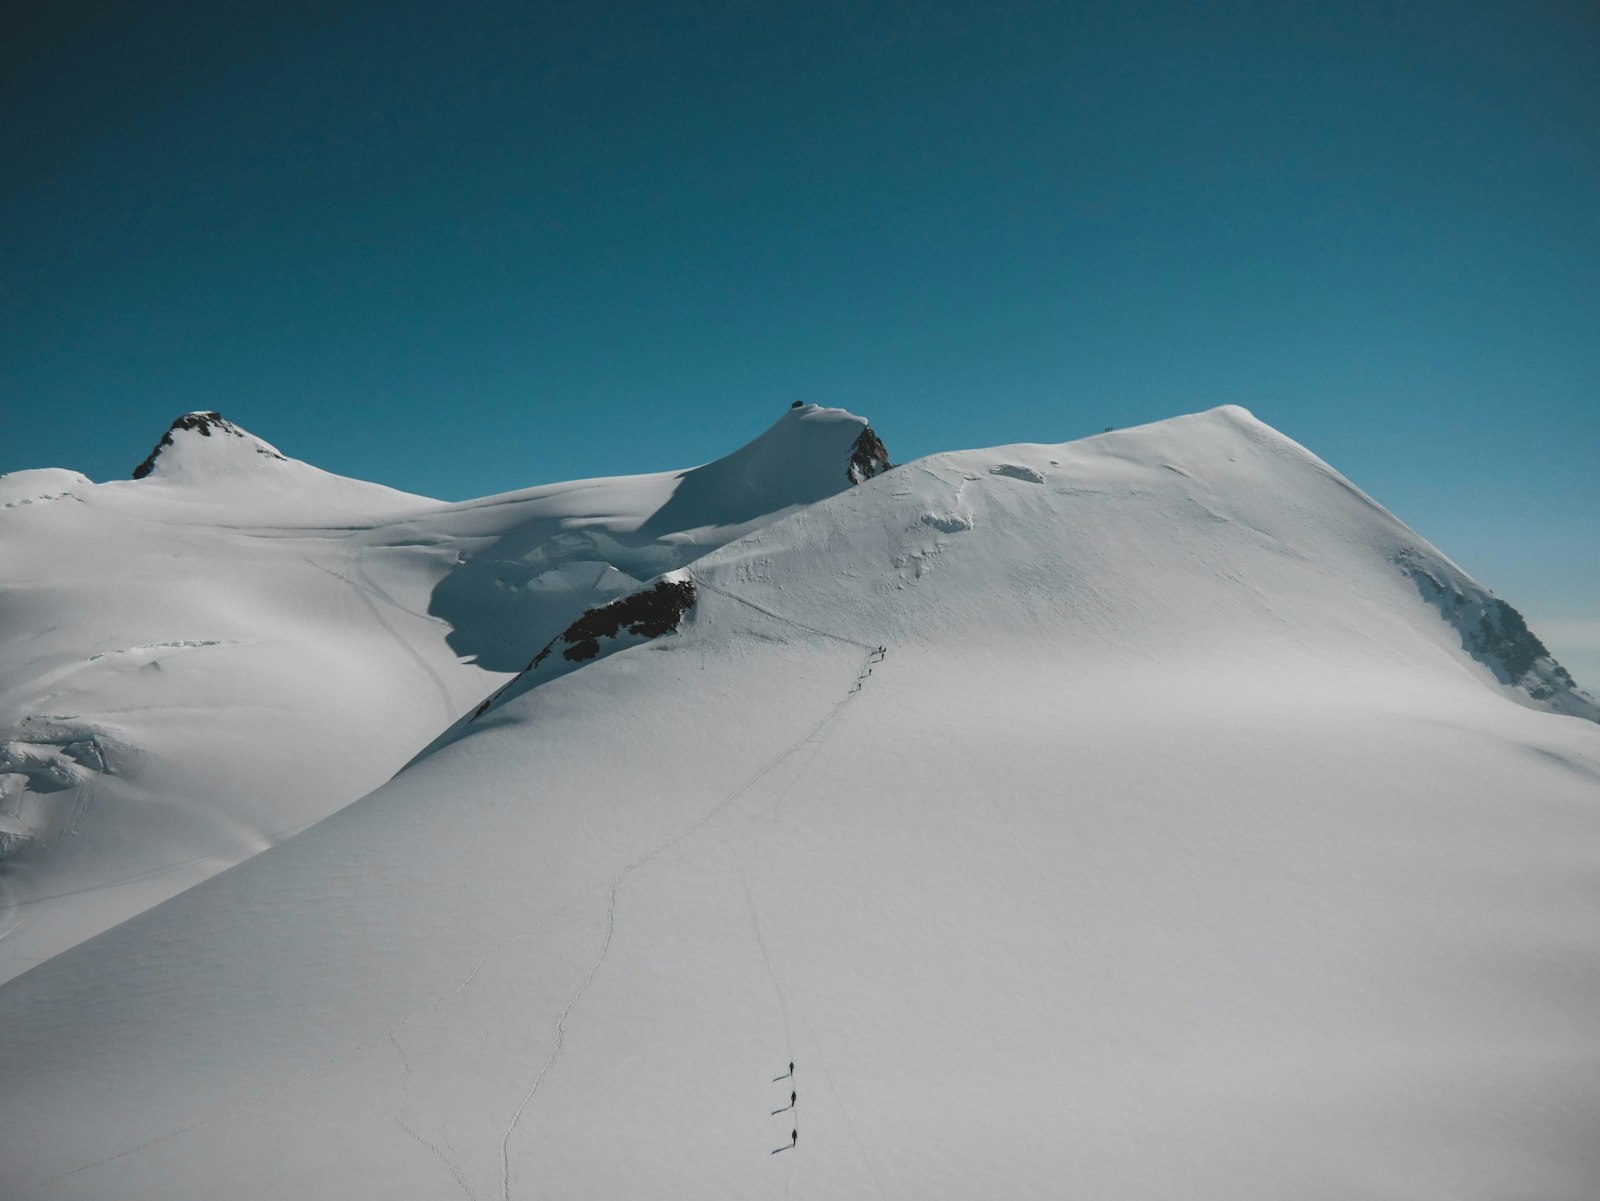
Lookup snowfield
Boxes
[0,404,884,982]
[1,405,1597,1199]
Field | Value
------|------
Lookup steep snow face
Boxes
[0,406,885,982]
[4,406,1595,1201]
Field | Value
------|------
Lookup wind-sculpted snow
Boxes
[3,405,1597,1200]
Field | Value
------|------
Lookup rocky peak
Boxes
[131,412,288,480]
[848,425,892,484]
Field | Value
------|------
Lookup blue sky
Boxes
[3,1,1596,682]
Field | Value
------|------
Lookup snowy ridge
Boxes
[4,405,1595,1199]
[422,402,882,672]
[0,405,888,981]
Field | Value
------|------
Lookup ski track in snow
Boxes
[301,555,457,723]
[693,577,880,653]
[795,1003,891,1201]
[746,863,888,1200]
[498,879,620,1201]
[26,885,604,1196]
[499,582,886,1201]
[55,763,96,841]
[391,1031,478,1201]
[744,880,798,1196]
[715,581,889,1197]
[351,551,457,632]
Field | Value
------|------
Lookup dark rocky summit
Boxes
[132,412,286,479]
[847,426,892,484]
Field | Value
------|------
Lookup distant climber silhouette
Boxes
[773,1061,793,1082]
[771,1089,796,1114]
[770,1127,798,1154]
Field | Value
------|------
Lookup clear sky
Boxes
[3,1,1596,684]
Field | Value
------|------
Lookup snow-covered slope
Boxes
[3,406,1595,1200]
[0,404,885,982]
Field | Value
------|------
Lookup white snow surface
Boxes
[2,405,1597,1199]
[0,404,878,982]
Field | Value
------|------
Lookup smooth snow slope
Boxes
[2,407,1597,1200]
[0,404,882,982]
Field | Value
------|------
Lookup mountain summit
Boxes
[425,403,892,671]
[130,411,288,480]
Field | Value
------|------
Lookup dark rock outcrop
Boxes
[472,579,697,719]
[1400,552,1599,722]
[847,426,892,484]
[552,578,698,663]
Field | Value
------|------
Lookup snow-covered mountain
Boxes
[2,405,1596,1199]
[0,403,888,981]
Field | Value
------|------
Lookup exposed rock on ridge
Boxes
[1400,551,1599,722]
[471,578,696,719]
[430,403,886,673]
[847,425,892,484]
[132,412,287,479]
